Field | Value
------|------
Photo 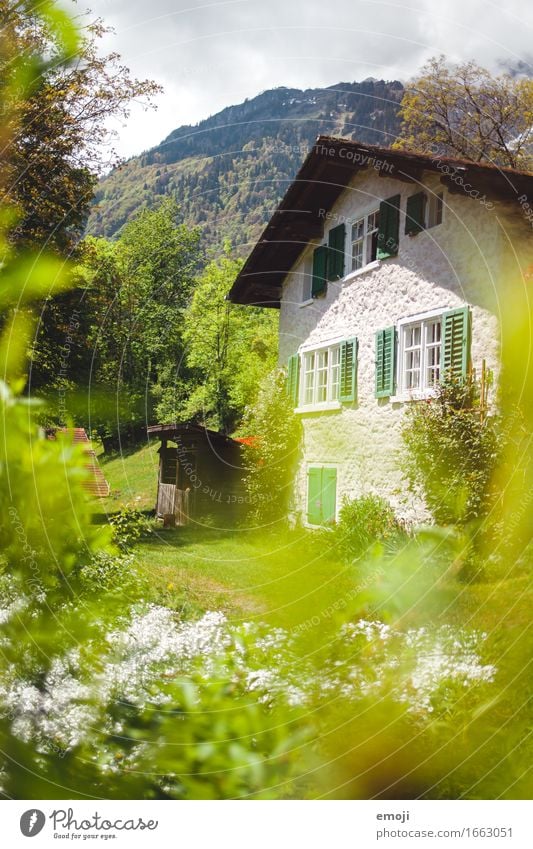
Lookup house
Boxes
[228,137,533,525]
[147,423,247,526]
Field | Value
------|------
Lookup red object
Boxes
[234,436,259,447]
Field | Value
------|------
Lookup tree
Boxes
[394,56,533,169]
[176,249,278,432]
[0,2,161,255]
[29,199,202,443]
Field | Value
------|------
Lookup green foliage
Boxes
[0,3,160,255]
[394,55,533,168]
[75,550,140,595]
[1,0,532,804]
[402,377,501,527]
[109,508,152,551]
[32,198,202,439]
[241,369,301,525]
[175,250,278,431]
[331,494,405,561]
[93,653,308,800]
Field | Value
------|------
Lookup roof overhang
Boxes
[147,423,239,447]
[228,135,533,308]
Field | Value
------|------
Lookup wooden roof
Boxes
[147,422,240,448]
[228,136,533,308]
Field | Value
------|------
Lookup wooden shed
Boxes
[147,423,247,526]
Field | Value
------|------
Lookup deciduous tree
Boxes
[0,1,161,254]
[394,56,533,169]
[177,249,278,433]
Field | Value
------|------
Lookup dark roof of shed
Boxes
[228,136,533,308]
[147,422,240,447]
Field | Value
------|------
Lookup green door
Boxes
[306,466,337,525]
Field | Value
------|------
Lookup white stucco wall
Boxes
[278,168,515,524]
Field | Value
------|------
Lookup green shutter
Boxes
[311,245,328,297]
[377,194,401,260]
[306,467,323,525]
[307,466,337,525]
[339,337,358,403]
[375,326,396,398]
[441,307,471,380]
[327,223,346,280]
[286,354,300,405]
[405,192,426,235]
[321,468,337,524]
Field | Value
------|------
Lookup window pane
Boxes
[316,349,328,402]
[403,322,422,391]
[427,321,441,344]
[368,210,380,232]
[406,349,421,370]
[406,369,420,389]
[370,230,379,262]
[425,320,441,387]
[352,240,364,270]
[330,346,340,401]
[304,353,315,404]
[317,373,327,401]
[407,325,421,347]
[352,219,364,241]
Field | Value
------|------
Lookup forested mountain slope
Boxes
[87,79,404,253]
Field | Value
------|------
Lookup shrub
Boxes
[402,377,501,527]
[109,507,152,550]
[241,369,301,526]
[331,494,404,561]
[76,551,140,595]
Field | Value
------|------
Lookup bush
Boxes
[76,551,141,595]
[241,369,301,526]
[402,377,501,527]
[109,507,152,551]
[331,494,404,561]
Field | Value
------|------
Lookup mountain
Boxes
[87,79,404,253]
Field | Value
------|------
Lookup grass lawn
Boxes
[130,525,361,632]
[98,442,159,514]
[93,445,532,648]
[94,445,361,630]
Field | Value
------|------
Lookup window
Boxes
[351,209,380,271]
[427,191,444,228]
[307,466,337,525]
[300,343,341,407]
[376,307,471,400]
[406,190,444,235]
[399,314,442,394]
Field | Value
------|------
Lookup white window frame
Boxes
[395,307,446,400]
[296,339,343,412]
[350,207,380,272]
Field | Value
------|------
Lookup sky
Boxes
[80,0,533,159]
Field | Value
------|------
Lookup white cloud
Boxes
[76,0,533,158]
